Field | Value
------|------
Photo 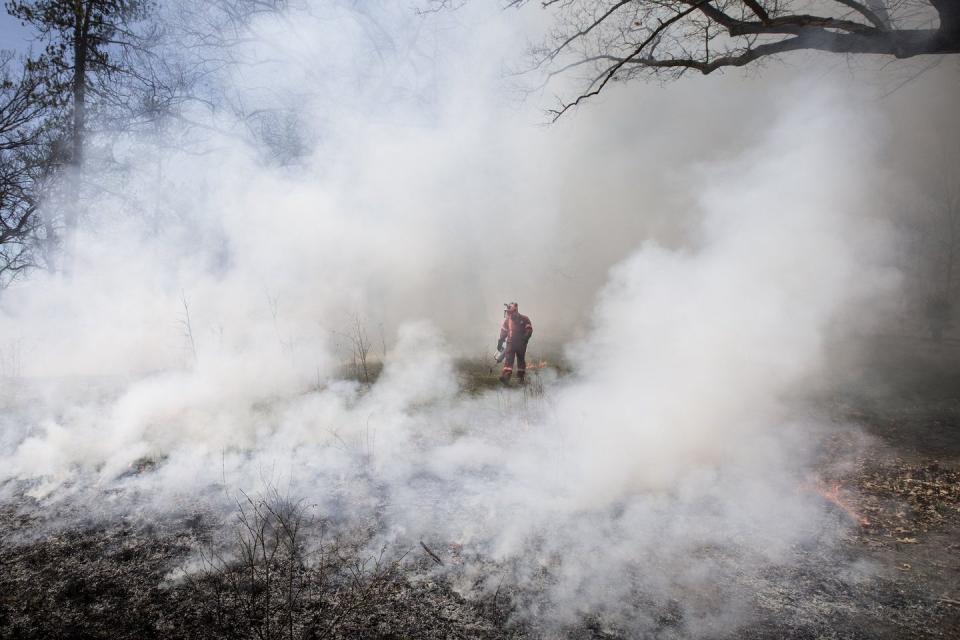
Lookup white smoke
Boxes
[0,1,907,635]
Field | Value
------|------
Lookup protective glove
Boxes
[497,339,504,351]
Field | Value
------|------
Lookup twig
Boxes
[419,540,444,566]
[180,289,198,364]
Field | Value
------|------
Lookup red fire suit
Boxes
[499,312,533,382]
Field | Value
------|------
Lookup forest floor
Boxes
[1,339,958,639]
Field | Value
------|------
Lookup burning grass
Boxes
[812,421,960,546]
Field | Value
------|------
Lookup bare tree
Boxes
[447,0,960,118]
[157,0,310,163]
[6,1,157,230]
[918,146,960,339]
[331,313,373,384]
[0,51,54,287]
[180,289,198,364]
[930,154,960,303]
[0,0,303,281]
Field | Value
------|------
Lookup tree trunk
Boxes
[62,0,91,272]
[946,201,958,299]
[66,0,89,237]
[932,0,960,50]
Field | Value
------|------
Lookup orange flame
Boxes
[815,481,869,526]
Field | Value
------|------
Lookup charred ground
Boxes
[1,340,959,639]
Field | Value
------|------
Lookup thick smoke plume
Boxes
[0,1,910,634]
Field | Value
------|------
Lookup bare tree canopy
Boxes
[498,0,959,117]
[0,51,53,286]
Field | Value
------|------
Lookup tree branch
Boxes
[548,1,711,120]
[832,0,890,30]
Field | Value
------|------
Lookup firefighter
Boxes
[497,302,533,385]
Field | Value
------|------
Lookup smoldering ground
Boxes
[0,1,954,637]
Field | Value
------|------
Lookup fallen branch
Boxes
[419,541,443,566]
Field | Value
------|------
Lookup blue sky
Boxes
[0,10,34,53]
